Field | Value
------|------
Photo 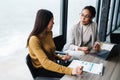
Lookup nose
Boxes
[81,16,85,20]
[53,21,54,24]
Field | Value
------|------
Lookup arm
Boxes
[29,36,72,75]
[65,25,80,51]
[93,22,101,51]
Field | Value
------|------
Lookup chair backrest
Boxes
[26,54,61,80]
[26,54,39,79]
[53,35,65,51]
[110,33,120,44]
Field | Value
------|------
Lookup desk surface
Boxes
[60,54,120,80]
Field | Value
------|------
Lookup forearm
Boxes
[41,58,72,75]
[70,44,79,51]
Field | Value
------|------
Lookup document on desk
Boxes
[69,60,103,75]
[101,42,115,51]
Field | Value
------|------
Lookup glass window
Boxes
[0,0,60,57]
[67,0,97,32]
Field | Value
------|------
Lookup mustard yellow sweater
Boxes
[28,31,72,75]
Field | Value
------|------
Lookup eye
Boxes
[81,13,91,19]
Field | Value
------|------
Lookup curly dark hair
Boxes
[83,5,96,17]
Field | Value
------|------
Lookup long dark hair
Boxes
[26,9,53,47]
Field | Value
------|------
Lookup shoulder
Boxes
[74,22,80,28]
[71,22,80,30]
[28,35,41,48]
[91,21,97,27]
[29,36,40,43]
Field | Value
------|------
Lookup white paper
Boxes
[69,60,103,75]
[101,43,115,51]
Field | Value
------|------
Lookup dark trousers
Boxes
[37,60,71,78]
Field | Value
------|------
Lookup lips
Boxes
[82,21,85,23]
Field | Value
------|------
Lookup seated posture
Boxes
[63,6,100,59]
[26,9,83,78]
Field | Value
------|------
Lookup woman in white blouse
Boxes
[63,5,100,59]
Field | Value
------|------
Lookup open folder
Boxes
[69,60,103,75]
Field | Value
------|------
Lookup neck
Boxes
[39,30,47,38]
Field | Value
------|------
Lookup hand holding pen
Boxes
[72,66,83,75]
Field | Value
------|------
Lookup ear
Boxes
[90,16,94,22]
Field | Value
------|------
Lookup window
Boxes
[67,0,97,33]
[0,0,60,57]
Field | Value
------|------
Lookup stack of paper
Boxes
[69,60,103,75]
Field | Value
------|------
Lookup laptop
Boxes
[90,43,119,60]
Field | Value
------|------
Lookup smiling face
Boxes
[80,9,93,25]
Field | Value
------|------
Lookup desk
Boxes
[60,54,120,80]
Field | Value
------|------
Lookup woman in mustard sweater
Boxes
[26,9,83,78]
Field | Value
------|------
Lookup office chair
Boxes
[110,33,120,44]
[25,54,60,80]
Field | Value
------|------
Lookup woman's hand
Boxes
[78,47,88,51]
[72,66,83,75]
[78,47,89,54]
[61,54,71,61]
[93,42,101,51]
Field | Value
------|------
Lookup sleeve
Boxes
[70,45,79,51]
[63,25,79,51]
[29,36,72,75]
[53,53,62,60]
